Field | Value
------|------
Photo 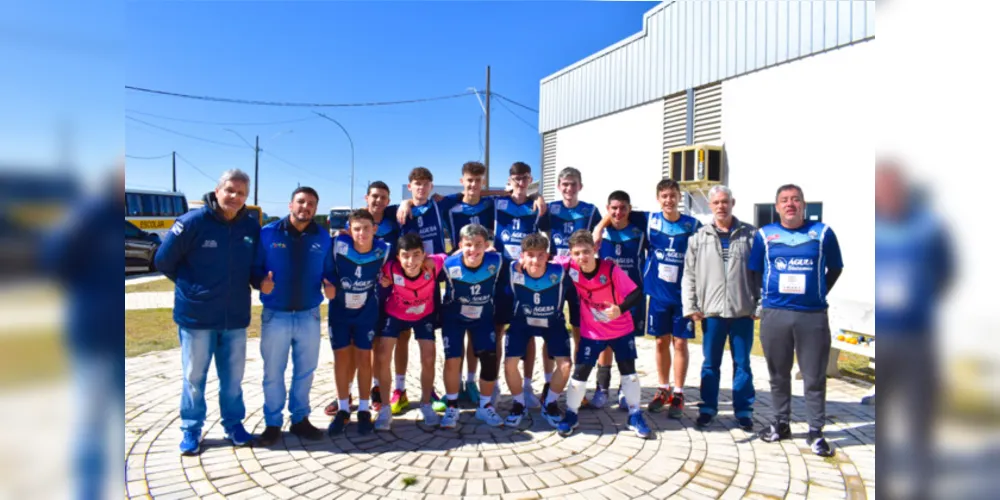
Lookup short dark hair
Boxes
[348,208,375,225]
[568,229,595,250]
[462,161,487,177]
[397,232,425,253]
[520,233,549,252]
[775,184,804,202]
[368,181,390,195]
[656,179,681,195]
[510,162,531,176]
[409,167,433,182]
[291,186,319,201]
[608,190,631,205]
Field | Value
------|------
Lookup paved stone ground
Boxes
[126,332,876,500]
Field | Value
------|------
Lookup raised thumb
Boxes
[267,271,274,280]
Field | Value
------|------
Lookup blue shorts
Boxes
[577,335,638,367]
[442,319,495,359]
[383,315,436,341]
[566,285,581,328]
[330,319,378,351]
[647,298,694,339]
[505,318,571,360]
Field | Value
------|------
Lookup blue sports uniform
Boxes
[546,201,601,328]
[342,206,400,335]
[442,252,503,359]
[504,262,571,359]
[401,201,447,255]
[493,196,547,326]
[329,234,391,351]
[644,212,702,339]
[748,221,844,312]
[599,218,648,337]
[438,194,495,248]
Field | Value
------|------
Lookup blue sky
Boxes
[123,1,659,216]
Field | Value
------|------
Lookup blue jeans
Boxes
[73,352,124,500]
[699,317,755,418]
[179,327,247,435]
[260,307,322,427]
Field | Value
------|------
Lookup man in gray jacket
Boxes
[682,185,758,431]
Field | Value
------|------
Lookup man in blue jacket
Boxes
[252,186,336,446]
[155,169,261,455]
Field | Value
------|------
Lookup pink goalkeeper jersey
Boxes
[381,253,446,321]
[554,256,638,341]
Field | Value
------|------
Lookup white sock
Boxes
[447,393,459,401]
[622,374,642,414]
[566,379,586,412]
[359,399,370,412]
[480,395,492,409]
[396,375,406,392]
[545,389,561,406]
[373,377,380,388]
[674,387,684,394]
[514,393,525,406]
[660,383,671,391]
[467,372,477,384]
[523,378,533,392]
[339,399,349,412]
[544,372,552,383]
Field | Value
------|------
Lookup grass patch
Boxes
[0,330,67,386]
[125,279,175,293]
[401,476,418,488]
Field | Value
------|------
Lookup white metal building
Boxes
[538,0,875,335]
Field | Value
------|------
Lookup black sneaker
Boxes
[255,426,282,447]
[328,411,351,436]
[738,417,754,432]
[357,411,374,435]
[290,417,324,441]
[758,421,792,443]
[696,413,713,428]
[808,431,834,457]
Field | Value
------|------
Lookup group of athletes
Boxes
[312,161,707,440]
[160,158,843,459]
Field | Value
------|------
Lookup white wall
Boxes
[722,41,875,333]
[555,100,664,212]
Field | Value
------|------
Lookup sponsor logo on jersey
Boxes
[449,266,463,279]
[569,268,580,282]
[487,264,497,275]
[551,204,561,215]
[202,240,218,248]
[766,233,781,242]
[808,230,818,239]
[599,274,608,285]
[271,242,287,249]
[170,221,184,235]
[310,242,322,253]
[497,200,509,210]
[336,241,349,255]
[549,273,560,284]
[775,257,788,271]
[341,278,353,290]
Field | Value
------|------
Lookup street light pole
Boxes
[312,112,356,209]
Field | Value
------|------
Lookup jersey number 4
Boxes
[354,267,363,279]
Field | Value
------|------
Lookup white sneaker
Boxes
[476,405,505,427]
[523,389,542,410]
[440,407,461,429]
[420,404,441,426]
[374,408,392,431]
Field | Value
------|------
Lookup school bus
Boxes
[124,188,190,238]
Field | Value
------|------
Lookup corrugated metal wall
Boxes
[539,0,875,133]
[693,83,723,143]
[540,132,558,201]
[661,91,688,178]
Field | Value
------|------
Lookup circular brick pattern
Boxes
[126,335,876,499]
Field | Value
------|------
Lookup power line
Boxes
[126,108,318,127]
[126,85,477,108]
[125,153,172,160]
[174,153,216,184]
[126,116,245,149]
[495,97,538,131]
[494,93,538,114]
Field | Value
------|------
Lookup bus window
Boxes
[141,195,155,216]
[173,197,187,215]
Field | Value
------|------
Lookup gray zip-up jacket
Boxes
[682,217,759,319]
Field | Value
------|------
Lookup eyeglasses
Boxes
[511,175,531,183]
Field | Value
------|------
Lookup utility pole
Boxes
[312,112,356,209]
[172,151,177,192]
[485,65,492,183]
[254,135,260,205]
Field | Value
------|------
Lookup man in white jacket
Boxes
[682,185,759,431]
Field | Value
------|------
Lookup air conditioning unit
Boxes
[667,145,724,187]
